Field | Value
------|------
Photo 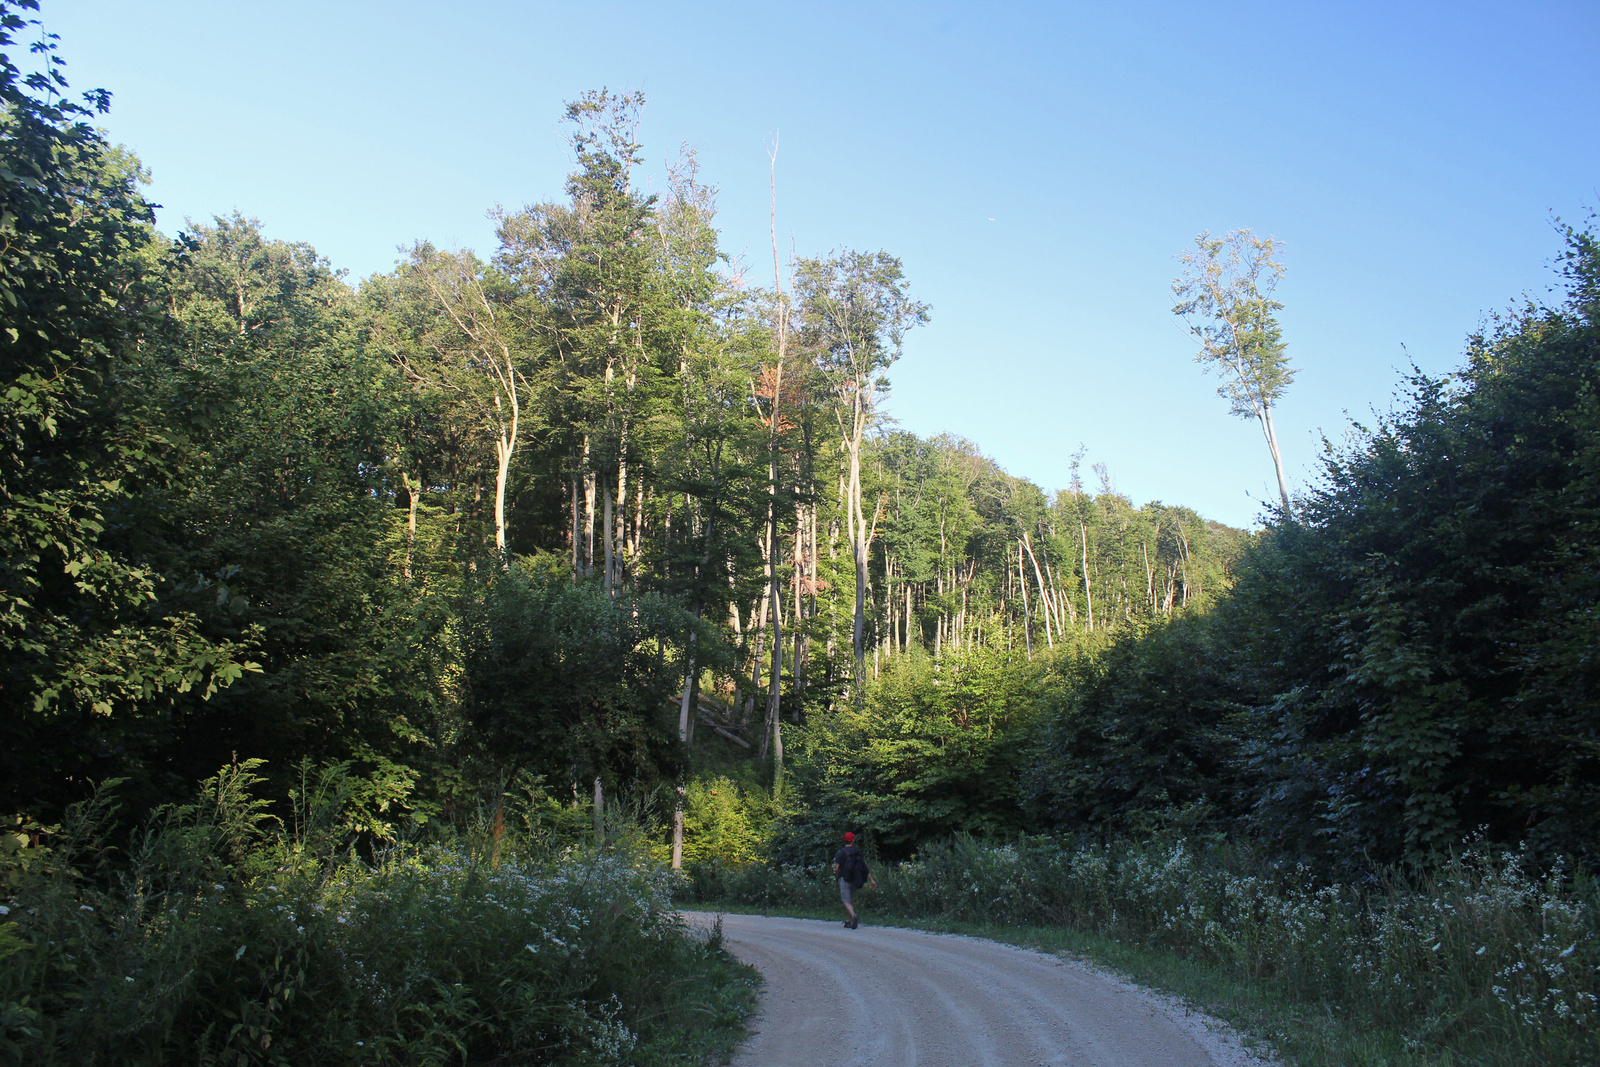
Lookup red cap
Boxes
[844,832,855,843]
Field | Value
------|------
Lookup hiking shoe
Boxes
[849,918,859,929]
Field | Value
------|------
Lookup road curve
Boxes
[688,912,1273,1067]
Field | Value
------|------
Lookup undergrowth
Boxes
[680,833,1598,1065]
[0,762,756,1065]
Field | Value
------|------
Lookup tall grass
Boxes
[681,834,1598,1063]
[1,763,755,1065]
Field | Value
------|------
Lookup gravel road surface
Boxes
[690,912,1274,1067]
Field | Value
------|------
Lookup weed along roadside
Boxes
[677,835,1600,1066]
[0,763,759,1065]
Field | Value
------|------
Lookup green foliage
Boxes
[681,775,771,866]
[1025,614,1245,836]
[0,3,260,817]
[0,767,756,1065]
[776,645,1045,860]
[459,557,700,790]
[1023,223,1600,873]
[1209,221,1600,868]
[1172,229,1295,417]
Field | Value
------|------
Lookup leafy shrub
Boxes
[774,645,1048,862]
[0,763,754,1065]
[681,776,772,867]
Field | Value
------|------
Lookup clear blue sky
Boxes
[37,1,1600,528]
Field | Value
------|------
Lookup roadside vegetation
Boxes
[1,763,755,1065]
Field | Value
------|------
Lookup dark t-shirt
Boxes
[833,844,868,888]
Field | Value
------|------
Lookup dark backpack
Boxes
[841,847,868,887]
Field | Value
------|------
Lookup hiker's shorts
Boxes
[839,877,857,904]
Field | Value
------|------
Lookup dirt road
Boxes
[690,912,1273,1067]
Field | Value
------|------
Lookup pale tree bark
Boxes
[1261,403,1291,516]
[1017,540,1033,659]
[400,472,420,580]
[1022,531,1055,651]
[1079,518,1094,632]
[403,248,527,557]
[792,513,807,721]
[759,140,789,772]
[672,611,696,871]
[603,479,615,595]
[570,467,582,575]
[583,438,596,576]
[801,251,926,697]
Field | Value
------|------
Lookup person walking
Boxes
[832,831,876,929]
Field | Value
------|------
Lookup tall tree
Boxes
[796,251,927,691]
[0,3,259,815]
[1172,229,1295,516]
[757,140,791,770]
[389,245,532,556]
[496,89,662,591]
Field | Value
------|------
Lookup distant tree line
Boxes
[0,8,1243,844]
[784,224,1600,872]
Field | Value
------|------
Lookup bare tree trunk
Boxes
[1176,523,1192,607]
[671,796,685,869]
[633,479,645,560]
[672,600,701,871]
[1017,539,1033,659]
[760,134,787,759]
[401,472,419,580]
[904,581,913,652]
[793,511,807,723]
[571,465,582,575]
[727,584,750,723]
[592,776,604,845]
[1260,402,1293,518]
[849,425,869,689]
[582,439,596,577]
[616,448,629,576]
[603,479,615,596]
[1022,532,1055,651]
[1079,519,1094,632]
[492,392,517,556]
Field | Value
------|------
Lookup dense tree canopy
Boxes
[6,0,1596,883]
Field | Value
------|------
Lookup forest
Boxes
[3,1,1598,1062]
